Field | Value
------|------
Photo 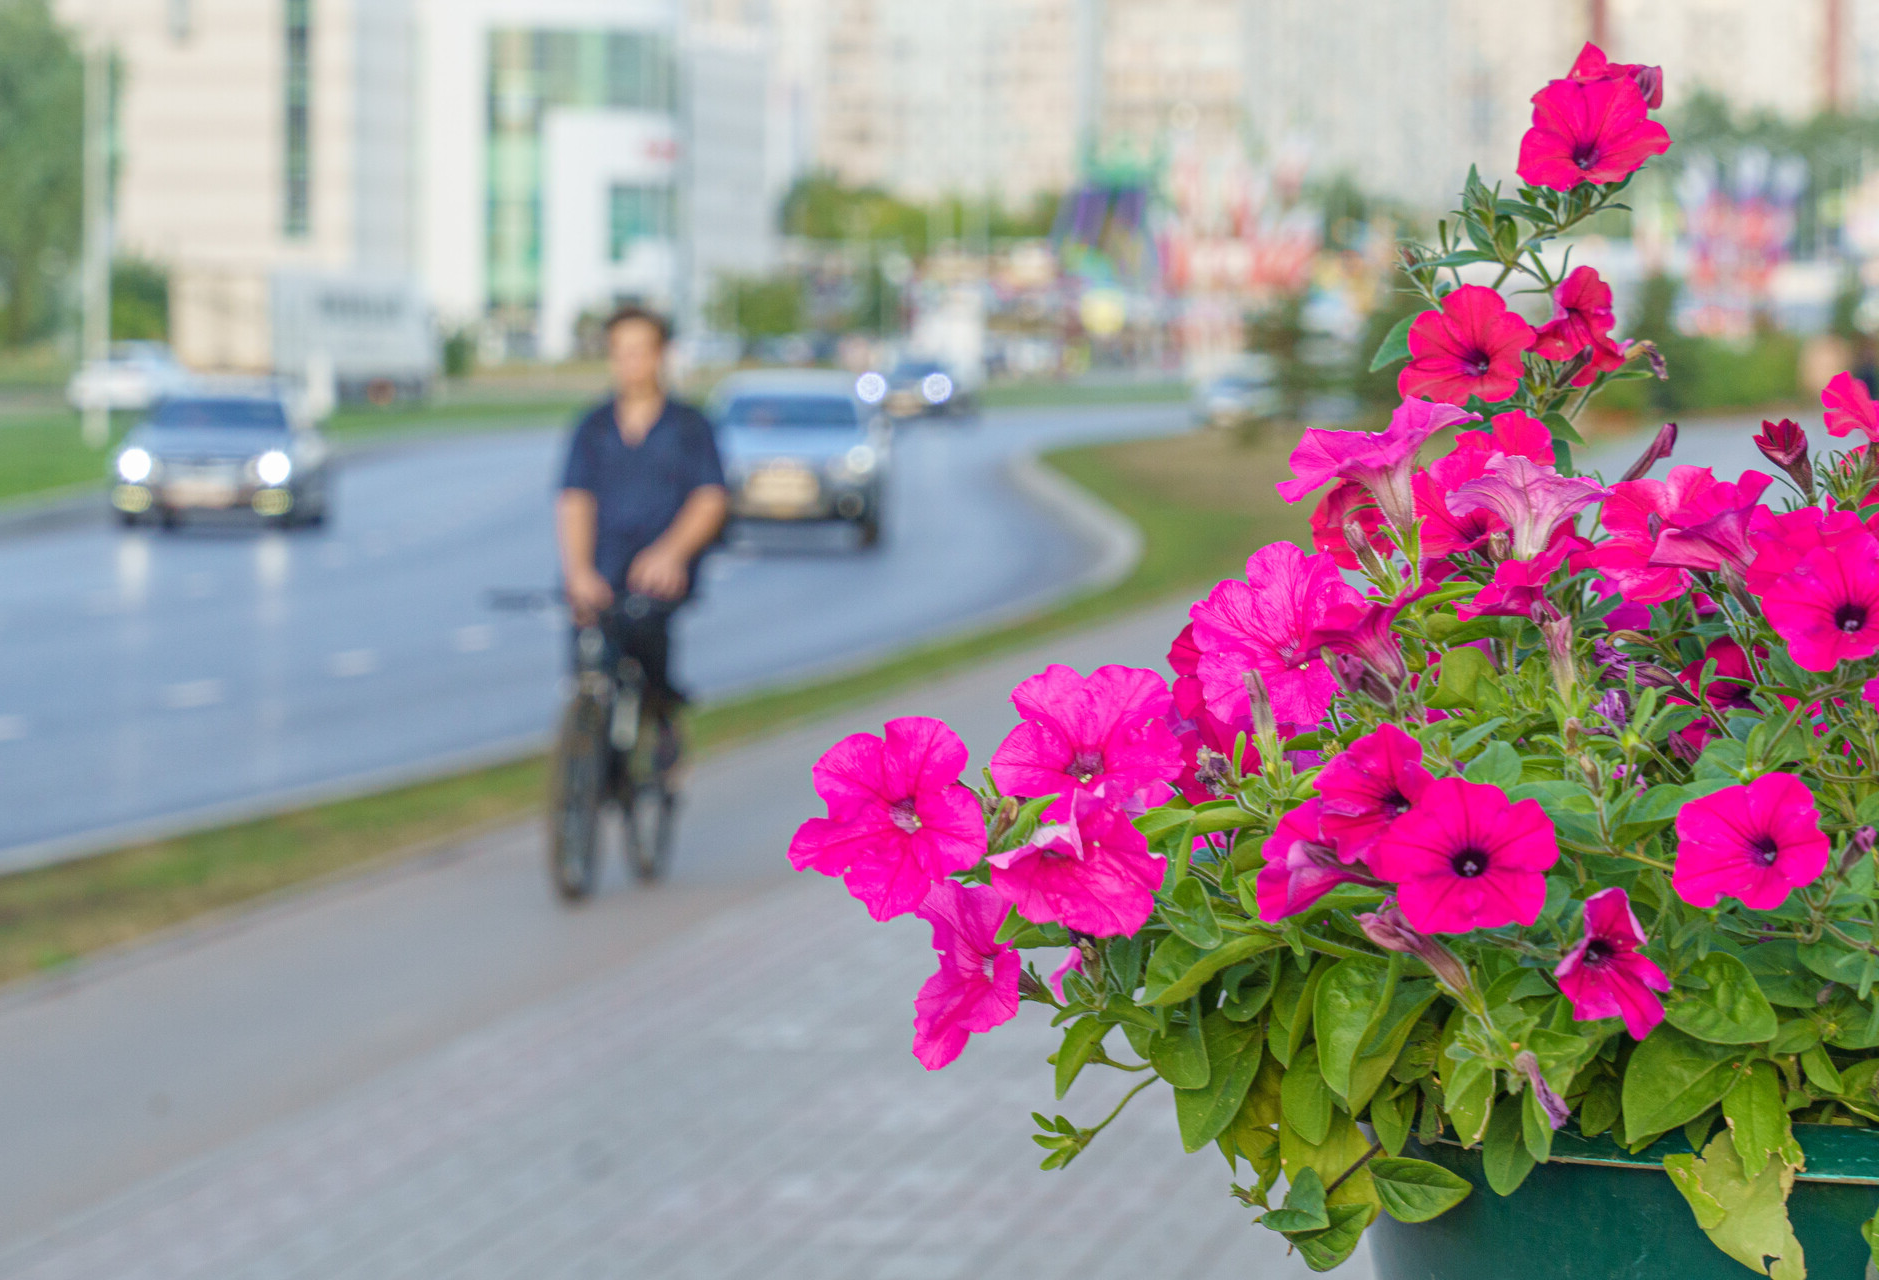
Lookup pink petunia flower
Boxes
[1399,286,1537,406]
[1745,505,1874,595]
[1414,412,1556,558]
[1301,596,1410,689]
[1589,576,1652,631]
[986,788,1165,937]
[1823,371,1879,443]
[1764,535,1879,672]
[1865,676,1879,713]
[1316,723,1433,861]
[1673,773,1830,910]
[1309,479,1390,570]
[1190,541,1363,732]
[1647,471,1773,575]
[789,717,988,921]
[1518,74,1670,191]
[1675,636,1761,715]
[1531,266,1627,385]
[1458,537,1583,620]
[1367,777,1560,933]
[1255,799,1378,920]
[911,878,1021,1070]
[1568,41,1663,110]
[1167,625,1257,803]
[1447,454,1609,559]
[1277,398,1478,528]
[1579,467,1763,605]
[1554,886,1671,1040]
[990,664,1183,816]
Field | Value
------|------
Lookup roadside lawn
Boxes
[0,423,1306,984]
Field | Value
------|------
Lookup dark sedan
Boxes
[110,392,333,529]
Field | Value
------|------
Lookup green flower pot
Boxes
[1371,1126,1879,1279]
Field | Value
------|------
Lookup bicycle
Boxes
[488,590,683,901]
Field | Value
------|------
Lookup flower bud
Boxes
[1857,826,1877,855]
[1486,530,1513,563]
[1515,1051,1571,1130]
[1594,688,1630,731]
[1753,418,1815,498]
[1620,421,1678,483]
[1343,514,1392,581]
[1632,65,1665,111]
[1357,900,1474,996]
[989,795,1021,847]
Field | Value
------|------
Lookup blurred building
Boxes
[59,0,773,371]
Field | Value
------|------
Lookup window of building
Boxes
[169,0,191,41]
[609,184,674,261]
[284,0,312,238]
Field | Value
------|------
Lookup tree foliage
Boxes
[0,0,83,346]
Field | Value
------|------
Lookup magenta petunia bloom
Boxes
[1458,537,1582,620]
[1531,266,1627,385]
[1447,454,1609,559]
[1763,535,1879,672]
[1673,773,1830,910]
[1553,886,1671,1040]
[1301,597,1410,688]
[1190,541,1363,732]
[1368,777,1560,933]
[911,878,1021,1070]
[1399,286,1537,406]
[1823,371,1879,443]
[1579,467,1761,606]
[1518,74,1670,191]
[1646,470,1772,576]
[1168,624,1257,803]
[1414,411,1556,558]
[1316,723,1433,861]
[1865,676,1879,713]
[1745,505,1874,595]
[789,717,988,921]
[1310,479,1391,570]
[986,787,1165,937]
[1255,799,1377,920]
[990,663,1183,816]
[1568,42,1663,110]
[1277,398,1477,528]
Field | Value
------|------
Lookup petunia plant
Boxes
[789,43,1879,1277]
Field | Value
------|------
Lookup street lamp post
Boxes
[80,35,113,449]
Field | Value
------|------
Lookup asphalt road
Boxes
[0,401,1187,869]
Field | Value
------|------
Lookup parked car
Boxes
[109,389,332,529]
[67,342,194,413]
[710,370,890,547]
[883,359,976,420]
[1191,355,1283,428]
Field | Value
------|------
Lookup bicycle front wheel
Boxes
[624,782,678,884]
[547,687,611,901]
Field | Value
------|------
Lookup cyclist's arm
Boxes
[556,488,614,624]
[629,485,729,599]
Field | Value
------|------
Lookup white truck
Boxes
[269,270,438,407]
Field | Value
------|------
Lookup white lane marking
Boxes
[0,716,27,742]
[162,679,225,710]
[328,649,379,678]
[453,624,495,653]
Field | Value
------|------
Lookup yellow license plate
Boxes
[167,479,238,509]
[744,466,818,514]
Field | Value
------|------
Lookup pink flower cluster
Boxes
[790,663,1186,1068]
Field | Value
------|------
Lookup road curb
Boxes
[1003,448,1144,599]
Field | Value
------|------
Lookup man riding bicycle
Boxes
[556,305,728,728]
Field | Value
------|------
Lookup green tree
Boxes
[707,273,804,343]
[0,0,82,346]
[110,258,167,340]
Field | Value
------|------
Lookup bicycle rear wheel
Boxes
[624,781,678,883]
[548,685,611,901]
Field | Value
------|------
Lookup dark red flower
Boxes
[1518,75,1670,191]
[1309,479,1389,571]
[1531,266,1627,385]
[1399,286,1536,406]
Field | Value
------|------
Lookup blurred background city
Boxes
[0,0,1874,1276]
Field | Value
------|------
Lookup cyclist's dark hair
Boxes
[604,304,673,345]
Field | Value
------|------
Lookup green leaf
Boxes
[1369,1089,1413,1156]
[1173,1013,1266,1152]
[1578,1072,1621,1139]
[1694,740,1749,784]
[1269,958,1327,1068]
[1462,740,1522,789]
[1160,875,1223,949]
[1664,952,1778,1045]
[1348,982,1440,1114]
[1521,1087,1556,1165]
[1622,784,1690,833]
[1797,933,1869,987]
[1863,1214,1879,1270]
[1427,645,1493,710]
[1481,1100,1535,1195]
[1289,1203,1374,1272]
[1770,1019,1821,1056]
[1721,1060,1801,1180]
[1370,1156,1473,1223]
[1259,1165,1330,1233]
[1664,1134,1806,1280]
[1444,1056,1495,1146]
[1743,941,1825,1008]
[1446,717,1509,756]
[1313,957,1390,1103]
[1801,1042,1843,1094]
[1280,1042,1336,1146]
[1622,1027,1743,1138]
[1280,1106,1382,1216]
[1148,1002,1211,1089]
[1368,313,1422,373]
[1053,1018,1109,1099]
[1141,931,1280,1007]
[1539,409,1586,447]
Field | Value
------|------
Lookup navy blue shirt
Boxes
[560,397,726,591]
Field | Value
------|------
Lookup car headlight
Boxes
[920,372,953,405]
[256,450,293,486]
[855,372,887,404]
[839,444,877,477]
[117,448,153,483]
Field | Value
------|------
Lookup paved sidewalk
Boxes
[1,877,1369,1279]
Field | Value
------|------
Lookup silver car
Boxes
[711,370,891,547]
[110,390,333,529]
[1192,354,1284,427]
